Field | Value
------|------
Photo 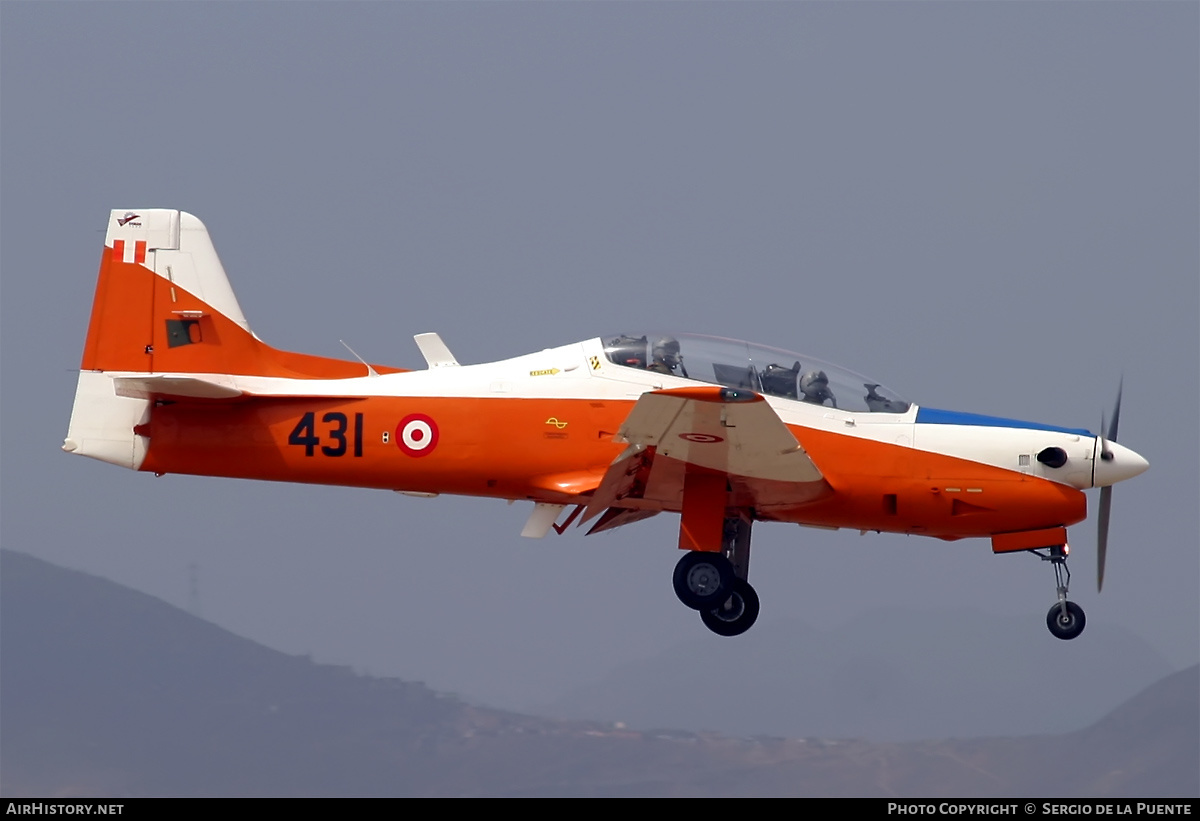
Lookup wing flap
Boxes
[585,507,660,535]
[581,444,653,522]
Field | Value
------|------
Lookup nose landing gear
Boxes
[1047,600,1085,640]
[1037,543,1086,640]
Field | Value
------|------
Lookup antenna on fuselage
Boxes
[413,333,461,368]
[339,339,380,377]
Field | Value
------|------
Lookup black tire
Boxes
[672,551,734,610]
[1046,601,1086,640]
[700,578,760,637]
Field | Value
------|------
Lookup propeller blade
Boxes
[1107,378,1122,444]
[1096,379,1122,591]
[1099,380,1123,462]
[1097,485,1112,592]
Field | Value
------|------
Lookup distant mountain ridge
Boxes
[2,549,1196,797]
[541,607,1178,741]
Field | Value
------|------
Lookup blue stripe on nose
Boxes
[916,407,1093,437]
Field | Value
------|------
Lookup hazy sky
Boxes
[2,2,1196,716]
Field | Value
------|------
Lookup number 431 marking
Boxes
[288,412,364,457]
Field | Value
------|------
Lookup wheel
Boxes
[1046,601,1086,640]
[672,551,734,610]
[700,578,760,637]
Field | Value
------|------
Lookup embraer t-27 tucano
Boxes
[64,209,1149,638]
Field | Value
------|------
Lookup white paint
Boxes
[1092,440,1150,487]
[63,371,150,470]
[400,419,434,452]
[521,503,566,538]
[914,423,1097,488]
[413,333,460,368]
[106,209,252,334]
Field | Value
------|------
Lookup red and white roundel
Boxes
[679,432,724,444]
[396,414,439,457]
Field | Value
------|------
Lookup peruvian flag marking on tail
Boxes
[110,239,147,264]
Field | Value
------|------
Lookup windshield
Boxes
[602,333,910,414]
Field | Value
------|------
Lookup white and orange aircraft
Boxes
[65,209,1149,638]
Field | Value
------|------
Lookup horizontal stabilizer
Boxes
[113,374,243,400]
[110,373,372,402]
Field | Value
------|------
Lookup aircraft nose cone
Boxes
[1094,441,1149,487]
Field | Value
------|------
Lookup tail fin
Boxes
[79,209,381,378]
[65,209,393,469]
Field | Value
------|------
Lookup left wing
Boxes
[581,386,827,536]
[615,386,822,482]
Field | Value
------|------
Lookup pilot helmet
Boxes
[799,369,830,399]
[652,336,681,367]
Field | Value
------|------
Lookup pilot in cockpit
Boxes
[800,369,837,407]
[864,383,909,413]
[760,361,801,398]
[647,336,688,377]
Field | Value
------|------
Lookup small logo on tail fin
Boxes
[117,212,141,227]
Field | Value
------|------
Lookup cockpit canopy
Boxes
[603,333,911,414]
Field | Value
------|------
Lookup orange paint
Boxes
[137,392,1085,541]
[650,385,762,404]
[678,468,727,552]
[991,527,1069,553]
[776,426,1087,538]
[83,241,1087,543]
[81,253,402,379]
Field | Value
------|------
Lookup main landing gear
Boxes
[1036,543,1086,640]
[672,514,760,637]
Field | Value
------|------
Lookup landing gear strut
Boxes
[1036,543,1086,640]
[673,513,760,637]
